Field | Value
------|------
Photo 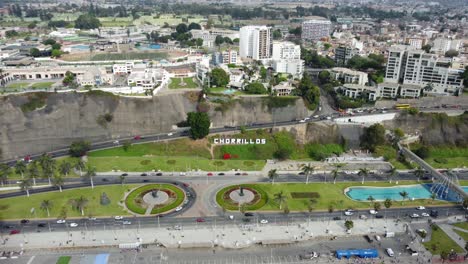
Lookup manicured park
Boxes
[216,181,455,212]
[423,225,465,255]
[169,77,199,89]
[125,184,185,215]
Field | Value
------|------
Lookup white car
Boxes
[344,211,354,216]
[421,213,430,217]
[56,219,66,224]
[113,140,119,144]
[416,206,426,210]
[122,221,132,225]
[260,219,268,224]
[360,215,368,220]
[175,206,183,212]
[299,119,306,123]
[410,213,420,218]
[313,115,319,119]
[114,216,123,220]
[174,225,182,230]
[369,209,378,215]
[70,223,78,227]
[167,133,173,136]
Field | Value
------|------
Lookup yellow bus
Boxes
[395,104,411,110]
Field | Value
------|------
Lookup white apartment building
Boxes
[405,37,427,49]
[378,82,400,98]
[272,59,304,78]
[272,41,301,60]
[340,84,378,101]
[272,82,295,96]
[113,62,135,75]
[334,46,359,66]
[239,26,272,60]
[400,84,423,98]
[402,50,463,94]
[301,19,331,42]
[431,38,462,54]
[127,68,168,89]
[222,49,238,64]
[330,67,369,86]
[385,45,416,83]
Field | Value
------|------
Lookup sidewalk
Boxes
[2,219,405,251]
[439,224,467,249]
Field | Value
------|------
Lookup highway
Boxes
[2,105,466,167]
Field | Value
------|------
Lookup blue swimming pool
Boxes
[71,44,90,51]
[346,184,468,202]
[223,89,236,94]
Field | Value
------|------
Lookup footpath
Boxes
[2,219,405,250]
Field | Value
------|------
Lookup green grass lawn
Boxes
[5,82,30,90]
[87,156,265,172]
[0,184,142,220]
[413,146,468,169]
[168,77,199,89]
[30,82,55,89]
[56,256,71,264]
[453,222,468,230]
[423,225,465,254]
[217,181,451,212]
[374,145,415,170]
[7,157,80,180]
[453,229,468,241]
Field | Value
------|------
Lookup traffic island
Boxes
[216,184,268,211]
[124,184,185,215]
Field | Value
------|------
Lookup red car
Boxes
[133,135,141,140]
[183,183,189,187]
[196,218,205,223]
[207,172,213,176]
[9,230,20,235]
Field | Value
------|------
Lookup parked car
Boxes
[300,252,319,259]
[196,218,205,223]
[133,135,141,140]
[207,172,213,176]
[114,216,124,220]
[410,213,420,218]
[175,206,183,212]
[386,248,395,257]
[9,230,20,235]
[416,206,426,210]
[121,173,128,177]
[56,219,66,224]
[20,219,30,224]
[156,172,163,176]
[344,210,354,216]
[421,213,430,217]
[364,235,373,243]
[260,219,269,224]
[140,173,148,176]
[218,173,225,176]
[369,209,378,215]
[244,213,254,217]
[70,223,78,227]
[235,173,241,176]
[167,133,173,136]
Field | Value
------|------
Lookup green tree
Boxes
[268,169,278,184]
[59,161,71,176]
[374,201,381,211]
[360,124,386,152]
[188,22,201,30]
[318,70,330,84]
[414,167,425,182]
[5,30,19,38]
[384,198,392,209]
[215,35,224,47]
[260,67,267,80]
[195,38,203,47]
[298,74,320,110]
[344,220,354,230]
[0,164,11,186]
[244,82,267,94]
[301,164,315,184]
[14,160,27,179]
[74,160,85,177]
[69,140,91,157]
[84,166,96,189]
[74,14,101,29]
[122,141,131,152]
[210,68,229,87]
[51,49,62,58]
[52,174,64,192]
[273,191,287,210]
[444,49,458,58]
[43,39,56,45]
[414,146,429,159]
[331,168,339,184]
[19,177,33,197]
[70,196,89,216]
[176,23,188,34]
[399,191,409,203]
[421,44,431,53]
[463,198,468,209]
[62,71,76,86]
[358,168,370,184]
[30,48,41,57]
[27,161,39,185]
[187,112,210,139]
[387,167,397,183]
[272,29,282,40]
[40,200,52,217]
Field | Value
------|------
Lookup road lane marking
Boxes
[26,256,35,264]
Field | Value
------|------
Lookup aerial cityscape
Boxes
[0,0,468,263]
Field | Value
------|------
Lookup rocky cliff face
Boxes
[0,92,310,160]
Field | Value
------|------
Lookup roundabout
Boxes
[216,184,268,211]
[125,184,186,215]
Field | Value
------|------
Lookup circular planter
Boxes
[125,184,185,215]
[216,184,268,211]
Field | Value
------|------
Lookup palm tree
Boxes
[70,196,88,216]
[387,167,397,183]
[15,160,27,179]
[301,164,315,184]
[84,166,97,189]
[19,177,33,197]
[400,191,409,203]
[0,164,10,186]
[59,161,71,176]
[384,198,392,209]
[367,195,375,209]
[27,161,39,185]
[273,191,287,210]
[430,193,437,203]
[39,154,56,185]
[358,168,370,185]
[52,175,64,192]
[331,169,339,184]
[40,200,52,217]
[268,169,278,185]
[414,167,425,182]
[374,202,382,211]
[75,160,85,177]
